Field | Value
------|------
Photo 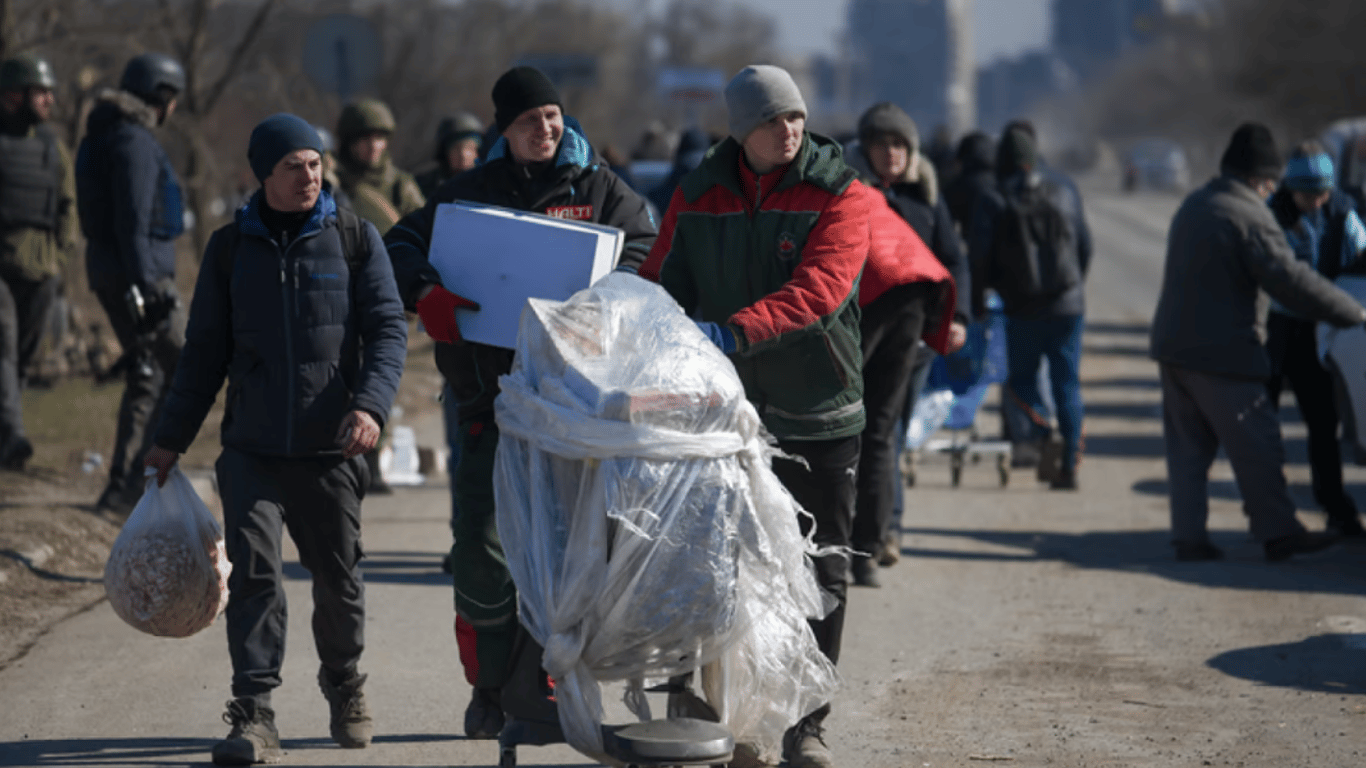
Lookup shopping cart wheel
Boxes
[499,745,516,768]
[997,454,1009,487]
[950,453,964,487]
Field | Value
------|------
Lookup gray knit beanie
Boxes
[858,101,920,154]
[724,65,807,141]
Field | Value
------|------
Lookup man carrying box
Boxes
[639,64,871,768]
[383,65,656,740]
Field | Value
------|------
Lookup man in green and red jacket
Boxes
[639,64,869,768]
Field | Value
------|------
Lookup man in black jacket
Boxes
[146,114,407,764]
[943,131,996,238]
[970,127,1091,490]
[75,52,187,513]
[384,65,655,740]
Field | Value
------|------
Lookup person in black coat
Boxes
[943,131,996,238]
[851,102,970,585]
[384,66,656,741]
[145,114,407,764]
[75,53,187,514]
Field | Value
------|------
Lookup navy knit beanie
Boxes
[492,67,562,132]
[248,114,324,182]
[1220,122,1283,180]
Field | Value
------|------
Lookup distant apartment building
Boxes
[1054,0,1167,82]
[845,0,950,133]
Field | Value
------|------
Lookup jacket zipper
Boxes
[278,238,296,456]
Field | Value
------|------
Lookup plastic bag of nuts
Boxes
[104,467,231,637]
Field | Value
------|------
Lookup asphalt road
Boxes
[2,177,1364,768]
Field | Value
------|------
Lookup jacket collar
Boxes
[237,188,337,241]
[483,116,597,171]
[683,131,855,204]
[93,88,160,129]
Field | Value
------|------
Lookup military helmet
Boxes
[434,111,484,159]
[0,54,57,92]
[120,53,186,103]
[337,99,397,142]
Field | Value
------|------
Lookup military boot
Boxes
[317,668,373,748]
[782,710,834,768]
[212,698,281,765]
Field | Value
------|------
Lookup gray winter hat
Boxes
[724,65,807,141]
[858,101,920,154]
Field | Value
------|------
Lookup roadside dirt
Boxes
[0,328,447,671]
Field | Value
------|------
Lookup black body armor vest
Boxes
[0,124,62,231]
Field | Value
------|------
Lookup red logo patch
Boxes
[777,232,797,259]
[545,205,594,221]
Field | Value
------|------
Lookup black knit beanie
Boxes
[995,127,1037,179]
[1220,122,1283,180]
[248,113,324,182]
[492,66,562,132]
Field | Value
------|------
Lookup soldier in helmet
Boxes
[415,111,484,198]
[334,99,424,234]
[75,52,187,513]
[0,53,74,470]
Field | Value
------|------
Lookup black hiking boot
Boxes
[212,698,281,765]
[317,668,373,748]
[464,686,504,739]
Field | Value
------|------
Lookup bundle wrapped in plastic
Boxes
[494,272,839,763]
[104,467,231,637]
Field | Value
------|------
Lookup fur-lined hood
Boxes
[85,88,160,133]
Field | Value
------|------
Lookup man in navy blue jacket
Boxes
[145,114,408,766]
[76,53,188,514]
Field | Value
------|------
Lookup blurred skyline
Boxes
[705,0,1052,64]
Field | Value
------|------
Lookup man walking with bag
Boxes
[144,114,407,764]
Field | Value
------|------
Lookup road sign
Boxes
[657,67,726,103]
[303,14,382,102]
[516,54,599,89]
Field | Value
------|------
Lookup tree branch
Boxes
[198,0,278,116]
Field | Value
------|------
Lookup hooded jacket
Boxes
[156,189,408,457]
[384,117,657,422]
[640,131,871,440]
[1150,175,1365,380]
[75,89,182,289]
[943,132,996,235]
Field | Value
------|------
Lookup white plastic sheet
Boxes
[494,272,838,762]
[104,467,231,637]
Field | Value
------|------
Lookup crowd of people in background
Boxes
[2,46,1365,768]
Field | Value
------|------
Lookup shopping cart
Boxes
[908,300,1012,487]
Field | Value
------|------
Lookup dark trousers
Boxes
[772,435,859,667]
[1266,313,1359,523]
[1159,363,1305,545]
[1004,314,1085,472]
[0,270,58,448]
[92,274,183,494]
[852,285,928,558]
[451,419,518,690]
[216,447,368,699]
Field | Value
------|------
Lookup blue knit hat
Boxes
[1283,151,1335,193]
[248,114,324,182]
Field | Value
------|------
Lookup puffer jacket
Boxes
[75,89,182,289]
[640,131,871,441]
[384,117,657,423]
[155,189,408,457]
[1150,175,1364,380]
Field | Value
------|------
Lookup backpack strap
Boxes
[213,221,244,285]
[335,205,368,275]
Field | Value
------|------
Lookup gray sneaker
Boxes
[212,698,281,765]
[782,716,833,768]
[317,668,373,748]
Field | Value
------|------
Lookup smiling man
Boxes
[143,113,408,765]
[383,65,656,741]
[639,63,872,768]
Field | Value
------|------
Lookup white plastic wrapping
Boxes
[494,272,839,762]
[104,467,231,637]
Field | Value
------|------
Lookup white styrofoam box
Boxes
[428,201,624,349]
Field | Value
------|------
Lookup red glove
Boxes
[416,284,479,343]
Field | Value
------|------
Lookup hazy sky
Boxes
[745,0,1052,64]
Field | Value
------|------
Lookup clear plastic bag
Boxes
[103,467,231,637]
[906,388,955,450]
[494,272,838,763]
